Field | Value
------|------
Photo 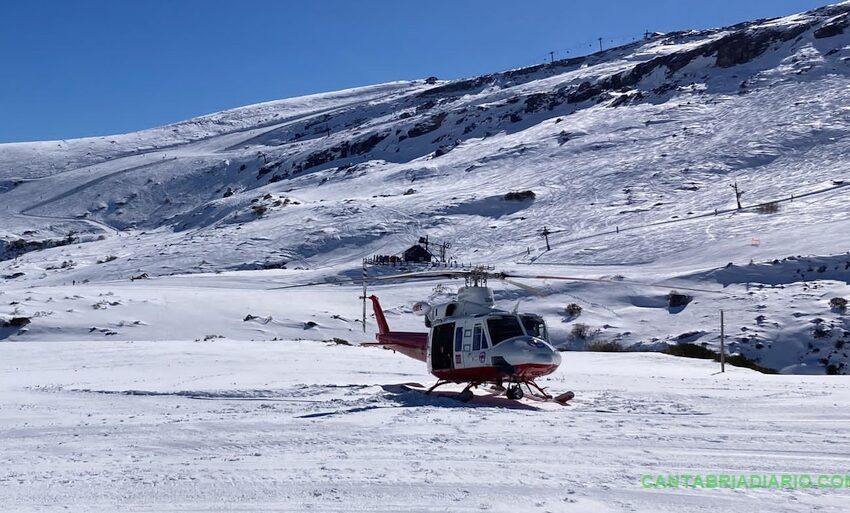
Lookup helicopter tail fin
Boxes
[367,295,390,335]
[362,295,428,363]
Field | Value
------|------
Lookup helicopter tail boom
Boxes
[362,332,428,362]
[362,295,428,362]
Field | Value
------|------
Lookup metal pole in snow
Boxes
[362,259,368,333]
[720,310,726,373]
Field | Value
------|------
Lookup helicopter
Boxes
[274,265,721,405]
[361,268,574,404]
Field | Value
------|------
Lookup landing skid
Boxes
[424,379,574,405]
[416,379,480,403]
[513,379,575,405]
[425,380,476,402]
[524,389,576,405]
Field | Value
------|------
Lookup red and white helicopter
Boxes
[276,265,718,405]
[361,268,574,404]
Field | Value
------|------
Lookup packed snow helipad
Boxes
[1,340,848,512]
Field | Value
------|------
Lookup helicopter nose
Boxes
[492,336,561,366]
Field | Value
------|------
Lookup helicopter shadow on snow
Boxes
[296,383,543,418]
[380,383,543,411]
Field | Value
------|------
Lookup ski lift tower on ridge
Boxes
[417,235,452,263]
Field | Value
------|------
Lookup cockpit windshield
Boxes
[521,315,548,341]
[486,315,525,345]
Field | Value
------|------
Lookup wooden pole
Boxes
[720,310,726,373]
[730,182,743,210]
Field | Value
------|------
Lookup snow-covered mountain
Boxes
[2,2,850,374]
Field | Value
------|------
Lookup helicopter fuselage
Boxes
[426,311,561,382]
[364,287,561,384]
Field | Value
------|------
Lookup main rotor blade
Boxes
[500,277,546,296]
[267,278,358,290]
[267,269,464,290]
[502,272,725,294]
[371,270,469,281]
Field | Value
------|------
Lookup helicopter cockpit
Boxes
[429,312,553,371]
[486,315,526,344]
[483,314,550,344]
[432,313,549,349]
[519,314,548,342]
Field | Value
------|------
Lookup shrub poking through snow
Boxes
[585,340,623,352]
[503,190,536,201]
[0,317,31,328]
[829,297,847,311]
[664,343,716,359]
[664,344,778,374]
[570,323,593,340]
[813,322,832,338]
[667,290,693,308]
[724,354,778,374]
[755,201,780,214]
[565,303,583,317]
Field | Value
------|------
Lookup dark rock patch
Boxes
[407,113,448,138]
[814,14,849,38]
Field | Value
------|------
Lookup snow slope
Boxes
[3,2,850,374]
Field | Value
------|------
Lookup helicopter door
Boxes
[453,325,471,369]
[430,322,455,371]
[462,323,485,368]
[453,326,464,368]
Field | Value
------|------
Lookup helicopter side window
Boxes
[521,315,548,341]
[472,325,482,351]
[454,326,463,352]
[445,303,457,316]
[481,330,489,349]
[486,315,525,345]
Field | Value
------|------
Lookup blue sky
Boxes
[0,0,831,143]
